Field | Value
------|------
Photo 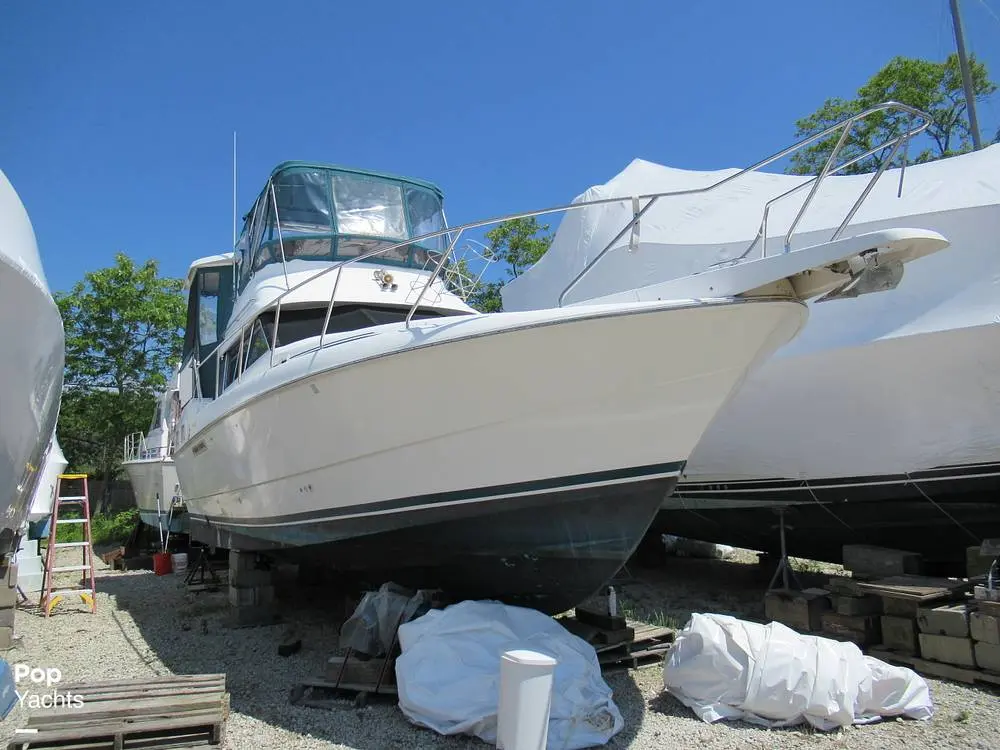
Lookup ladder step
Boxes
[56,518,88,524]
[50,565,92,573]
[53,542,91,548]
[47,588,93,596]
[58,496,88,501]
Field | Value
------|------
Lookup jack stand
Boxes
[184,543,221,587]
[767,507,802,593]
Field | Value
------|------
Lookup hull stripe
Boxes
[190,460,685,529]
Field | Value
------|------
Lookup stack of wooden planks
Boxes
[6,673,229,750]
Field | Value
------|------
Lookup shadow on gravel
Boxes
[96,570,647,749]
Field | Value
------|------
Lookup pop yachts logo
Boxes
[13,664,84,709]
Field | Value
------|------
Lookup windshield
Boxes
[238,166,448,291]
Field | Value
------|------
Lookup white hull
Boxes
[26,437,67,524]
[122,458,184,533]
[175,298,806,535]
[0,170,64,554]
[501,147,1000,486]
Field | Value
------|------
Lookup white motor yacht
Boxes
[169,160,921,613]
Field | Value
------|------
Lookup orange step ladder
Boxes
[40,473,97,616]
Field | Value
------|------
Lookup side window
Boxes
[244,319,270,371]
[220,342,241,392]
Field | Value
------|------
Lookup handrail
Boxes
[556,100,929,305]
[186,100,930,402]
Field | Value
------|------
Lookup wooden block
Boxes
[765,590,830,632]
[918,633,976,668]
[973,641,1000,672]
[881,615,920,654]
[821,612,881,645]
[843,545,922,578]
[970,611,1000,645]
[325,656,396,686]
[882,597,920,618]
[834,594,882,616]
[917,604,969,638]
[575,606,626,632]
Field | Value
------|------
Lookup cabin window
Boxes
[243,319,270,371]
[273,170,331,234]
[255,304,463,350]
[332,174,407,240]
[405,187,447,252]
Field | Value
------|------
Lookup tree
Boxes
[462,217,554,312]
[54,253,187,501]
[786,53,997,175]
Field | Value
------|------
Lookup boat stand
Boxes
[184,543,222,587]
[767,507,802,593]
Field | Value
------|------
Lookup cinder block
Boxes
[2,564,16,588]
[974,641,1000,672]
[821,612,881,645]
[882,597,920,618]
[229,568,274,588]
[228,583,275,608]
[765,590,830,632]
[842,545,922,578]
[918,633,976,668]
[881,615,920,654]
[0,585,16,609]
[0,626,12,649]
[970,611,1000,645]
[0,608,14,628]
[967,545,996,578]
[917,604,969,638]
[834,594,882,616]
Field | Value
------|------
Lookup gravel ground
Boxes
[1,548,998,749]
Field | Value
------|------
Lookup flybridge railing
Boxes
[123,432,172,462]
[191,100,929,399]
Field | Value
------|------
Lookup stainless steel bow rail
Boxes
[192,101,930,398]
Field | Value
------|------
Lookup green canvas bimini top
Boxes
[267,160,444,199]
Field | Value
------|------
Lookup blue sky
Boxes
[1,0,998,294]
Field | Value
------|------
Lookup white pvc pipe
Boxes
[497,649,558,750]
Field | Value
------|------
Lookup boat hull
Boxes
[0,172,64,556]
[656,322,1000,570]
[26,438,67,524]
[122,459,186,535]
[179,296,807,612]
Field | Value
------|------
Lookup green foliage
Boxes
[54,253,186,485]
[91,507,140,546]
[787,54,997,175]
[52,507,139,546]
[462,217,554,313]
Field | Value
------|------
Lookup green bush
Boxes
[51,507,139,547]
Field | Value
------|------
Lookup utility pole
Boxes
[949,0,983,150]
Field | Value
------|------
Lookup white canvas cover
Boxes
[663,613,933,731]
[394,600,624,749]
[501,146,1000,481]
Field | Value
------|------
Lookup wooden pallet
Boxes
[868,646,1000,688]
[6,673,229,750]
[598,623,675,673]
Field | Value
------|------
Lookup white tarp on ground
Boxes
[501,146,1000,482]
[663,613,934,731]
[395,600,624,749]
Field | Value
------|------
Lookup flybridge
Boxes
[235,161,450,293]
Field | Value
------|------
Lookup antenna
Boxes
[232,131,238,247]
